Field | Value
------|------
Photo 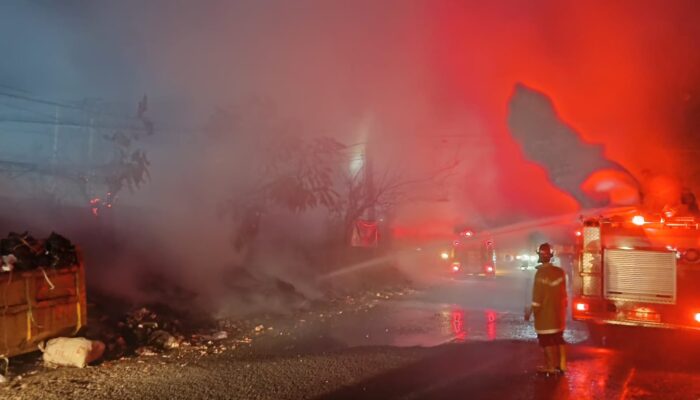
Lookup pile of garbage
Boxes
[0,232,78,273]
[87,306,185,359]
[94,303,228,358]
[120,307,182,353]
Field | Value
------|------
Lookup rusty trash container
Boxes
[0,258,87,358]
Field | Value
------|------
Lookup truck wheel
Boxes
[586,323,608,346]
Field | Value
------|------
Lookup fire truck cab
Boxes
[572,210,700,337]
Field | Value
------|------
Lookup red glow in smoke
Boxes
[581,169,640,206]
[428,1,700,215]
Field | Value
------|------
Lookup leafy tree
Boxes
[227,135,345,250]
[331,156,460,242]
[213,99,461,251]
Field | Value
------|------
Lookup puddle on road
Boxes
[326,301,588,348]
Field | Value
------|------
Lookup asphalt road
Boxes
[313,272,700,399]
[5,269,700,399]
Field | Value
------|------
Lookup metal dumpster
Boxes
[0,256,87,357]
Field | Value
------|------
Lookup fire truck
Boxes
[446,231,496,277]
[571,209,700,338]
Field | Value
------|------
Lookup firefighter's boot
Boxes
[558,345,567,372]
[537,346,560,374]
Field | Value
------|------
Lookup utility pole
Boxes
[86,115,95,200]
[364,142,375,221]
[52,106,60,165]
[48,105,61,196]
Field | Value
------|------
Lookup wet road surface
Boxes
[321,272,585,347]
[6,270,700,399]
[309,272,700,399]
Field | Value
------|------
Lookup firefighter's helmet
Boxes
[537,242,554,263]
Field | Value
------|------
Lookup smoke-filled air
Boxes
[1,0,699,317]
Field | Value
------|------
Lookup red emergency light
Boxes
[575,302,589,312]
[451,262,461,272]
[695,313,700,323]
[485,266,494,273]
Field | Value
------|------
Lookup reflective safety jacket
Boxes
[531,262,567,334]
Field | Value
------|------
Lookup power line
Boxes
[0,84,30,95]
[0,100,55,119]
[0,117,146,133]
[0,90,142,124]
[0,90,89,112]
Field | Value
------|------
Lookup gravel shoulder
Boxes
[1,287,428,400]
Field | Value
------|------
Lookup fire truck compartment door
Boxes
[604,249,677,305]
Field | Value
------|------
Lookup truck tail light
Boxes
[485,265,494,273]
[632,215,645,226]
[451,262,461,272]
[694,313,700,323]
[575,302,589,312]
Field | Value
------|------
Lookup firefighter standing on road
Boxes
[525,242,567,375]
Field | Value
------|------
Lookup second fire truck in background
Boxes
[443,230,497,278]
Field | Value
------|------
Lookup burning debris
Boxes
[121,307,182,350]
[88,300,243,361]
[89,306,189,359]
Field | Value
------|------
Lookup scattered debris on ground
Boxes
[0,277,413,394]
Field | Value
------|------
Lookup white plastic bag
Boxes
[1,254,16,272]
[40,337,105,368]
